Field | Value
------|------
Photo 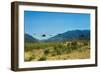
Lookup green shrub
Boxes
[44,48,50,55]
[38,56,47,61]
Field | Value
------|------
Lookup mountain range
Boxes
[24,33,38,42]
[25,30,90,42]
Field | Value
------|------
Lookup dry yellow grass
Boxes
[25,48,90,61]
[46,49,90,60]
[24,40,90,61]
[25,49,45,61]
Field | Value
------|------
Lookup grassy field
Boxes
[24,40,90,61]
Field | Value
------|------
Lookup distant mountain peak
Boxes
[24,33,38,42]
[46,30,90,42]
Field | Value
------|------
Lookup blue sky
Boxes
[24,11,90,40]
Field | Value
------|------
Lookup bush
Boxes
[38,56,47,61]
[44,48,50,55]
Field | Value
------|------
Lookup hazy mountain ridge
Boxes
[46,30,90,42]
[25,30,90,42]
[24,33,38,42]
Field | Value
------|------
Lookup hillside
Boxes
[46,30,90,42]
[24,33,38,42]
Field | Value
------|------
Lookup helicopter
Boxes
[33,33,53,37]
